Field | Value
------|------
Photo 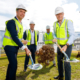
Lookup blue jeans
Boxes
[57,45,72,80]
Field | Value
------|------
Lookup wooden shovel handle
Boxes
[56,43,62,50]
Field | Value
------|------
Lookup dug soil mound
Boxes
[35,45,55,66]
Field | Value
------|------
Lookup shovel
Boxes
[56,42,80,63]
[27,54,43,70]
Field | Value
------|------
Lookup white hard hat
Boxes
[46,25,50,29]
[55,7,64,15]
[16,4,27,11]
[30,21,35,24]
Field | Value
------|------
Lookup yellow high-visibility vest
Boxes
[26,30,38,45]
[53,19,70,45]
[2,18,23,48]
[44,32,54,44]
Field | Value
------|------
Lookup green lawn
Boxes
[0,53,80,80]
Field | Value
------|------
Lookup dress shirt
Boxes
[31,30,35,44]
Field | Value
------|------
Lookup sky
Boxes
[0,0,80,32]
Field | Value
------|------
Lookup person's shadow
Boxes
[16,70,31,80]
[31,65,54,79]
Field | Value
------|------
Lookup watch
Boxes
[66,44,69,47]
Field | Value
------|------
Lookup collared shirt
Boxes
[53,18,75,45]
[16,16,22,25]
[31,30,35,44]
[43,32,54,42]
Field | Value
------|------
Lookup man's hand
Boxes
[22,39,28,45]
[24,48,31,56]
[61,45,67,52]
[52,38,57,43]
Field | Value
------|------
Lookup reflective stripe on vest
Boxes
[26,30,30,42]
[3,35,23,41]
[44,32,54,44]
[26,30,37,45]
[16,22,19,33]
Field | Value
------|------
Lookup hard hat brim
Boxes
[29,21,35,25]
[16,8,27,12]
[30,23,35,25]
[55,11,64,15]
[46,28,50,29]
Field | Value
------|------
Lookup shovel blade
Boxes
[63,58,80,63]
[28,64,43,70]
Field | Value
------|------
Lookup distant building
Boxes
[73,38,80,50]
[0,30,5,47]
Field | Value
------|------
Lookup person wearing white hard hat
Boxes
[16,4,27,11]
[43,25,56,66]
[53,7,75,80]
[23,21,39,72]
[2,4,31,80]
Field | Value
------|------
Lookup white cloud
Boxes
[0,0,80,32]
[0,0,30,15]
[62,3,80,32]
[0,0,32,30]
[0,16,9,30]
[23,0,67,31]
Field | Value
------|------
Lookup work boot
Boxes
[23,69,27,72]
[54,75,64,80]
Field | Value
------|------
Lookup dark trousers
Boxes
[24,44,37,70]
[57,45,72,80]
[4,50,18,80]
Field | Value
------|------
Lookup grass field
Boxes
[0,52,80,80]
